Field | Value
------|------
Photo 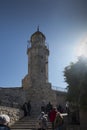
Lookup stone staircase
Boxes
[11,115,80,130]
[11,116,52,130]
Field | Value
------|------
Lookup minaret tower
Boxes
[28,27,49,84]
[22,29,56,113]
[22,28,49,88]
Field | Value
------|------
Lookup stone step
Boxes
[11,124,52,128]
[11,127,51,129]
[11,116,52,130]
[11,124,52,127]
[11,129,32,130]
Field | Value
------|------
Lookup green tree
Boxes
[64,57,87,109]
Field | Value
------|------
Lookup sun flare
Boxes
[76,37,87,58]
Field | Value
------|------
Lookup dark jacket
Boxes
[0,124,10,130]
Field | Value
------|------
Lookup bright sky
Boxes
[0,0,87,88]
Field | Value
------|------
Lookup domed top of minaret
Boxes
[30,26,46,44]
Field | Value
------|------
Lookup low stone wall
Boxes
[0,106,24,126]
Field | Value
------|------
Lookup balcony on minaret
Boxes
[27,31,49,55]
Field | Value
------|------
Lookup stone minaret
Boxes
[22,28,56,114]
[27,28,49,84]
[22,28,49,88]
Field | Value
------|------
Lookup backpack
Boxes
[54,113,64,128]
[38,115,48,129]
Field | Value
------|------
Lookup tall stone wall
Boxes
[0,79,65,115]
[0,86,66,116]
[0,87,26,107]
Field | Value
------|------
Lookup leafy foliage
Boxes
[64,57,87,109]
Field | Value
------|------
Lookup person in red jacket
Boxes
[49,107,57,130]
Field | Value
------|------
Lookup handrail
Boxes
[52,86,67,92]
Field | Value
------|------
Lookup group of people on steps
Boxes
[22,101,64,130]
[0,101,64,130]
[38,102,64,130]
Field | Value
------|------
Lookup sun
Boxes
[76,37,87,58]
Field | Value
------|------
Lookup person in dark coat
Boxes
[27,100,31,116]
[22,102,28,116]
[46,102,53,114]
[41,100,46,113]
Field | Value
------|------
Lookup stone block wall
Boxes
[0,85,67,117]
[55,90,67,111]
[24,82,57,116]
[0,87,26,107]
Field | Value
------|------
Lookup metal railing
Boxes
[52,86,67,92]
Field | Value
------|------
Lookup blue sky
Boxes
[0,0,87,88]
